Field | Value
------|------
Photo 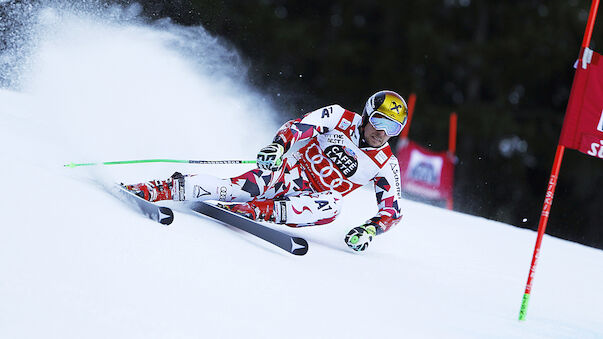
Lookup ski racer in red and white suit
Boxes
[267,104,404,233]
[125,91,408,251]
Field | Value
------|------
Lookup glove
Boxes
[257,143,285,171]
[345,224,377,252]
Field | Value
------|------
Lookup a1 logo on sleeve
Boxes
[598,109,603,132]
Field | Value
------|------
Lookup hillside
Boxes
[1,3,602,338]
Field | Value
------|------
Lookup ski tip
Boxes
[291,237,309,256]
[159,207,174,225]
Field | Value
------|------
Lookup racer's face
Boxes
[363,120,391,147]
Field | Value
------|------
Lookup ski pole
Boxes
[64,159,257,168]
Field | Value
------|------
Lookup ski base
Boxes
[113,185,174,225]
[188,201,308,256]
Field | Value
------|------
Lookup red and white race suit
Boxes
[184,105,403,234]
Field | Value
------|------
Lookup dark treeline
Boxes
[120,0,603,248]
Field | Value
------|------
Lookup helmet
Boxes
[362,90,408,136]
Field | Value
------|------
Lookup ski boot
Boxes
[221,199,277,222]
[123,172,185,202]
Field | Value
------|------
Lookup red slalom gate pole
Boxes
[446,112,458,210]
[518,145,565,320]
[400,93,416,139]
[518,0,599,321]
[582,0,600,48]
[448,112,458,156]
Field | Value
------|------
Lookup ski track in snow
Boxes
[1,3,602,339]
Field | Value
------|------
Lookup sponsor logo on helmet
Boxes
[324,145,358,177]
[390,101,404,113]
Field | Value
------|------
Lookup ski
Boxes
[111,185,174,225]
[188,201,308,256]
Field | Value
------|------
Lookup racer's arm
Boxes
[367,157,403,235]
[344,157,403,251]
[272,105,344,152]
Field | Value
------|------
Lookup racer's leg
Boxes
[275,190,343,226]
[122,170,266,203]
[123,158,297,203]
[224,190,342,226]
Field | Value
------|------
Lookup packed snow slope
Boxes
[1,3,602,338]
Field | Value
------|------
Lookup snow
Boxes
[1,3,603,338]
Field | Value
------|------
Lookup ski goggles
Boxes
[368,111,404,136]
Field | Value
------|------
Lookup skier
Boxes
[125,90,407,251]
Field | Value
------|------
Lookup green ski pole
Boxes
[64,159,256,168]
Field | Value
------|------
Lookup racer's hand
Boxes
[257,143,285,171]
[344,224,377,252]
